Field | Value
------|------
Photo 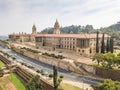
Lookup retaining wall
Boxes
[75,61,120,81]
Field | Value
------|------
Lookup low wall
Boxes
[95,67,120,81]
[75,61,120,81]
[75,62,96,74]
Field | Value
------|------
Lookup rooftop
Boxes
[9,33,109,39]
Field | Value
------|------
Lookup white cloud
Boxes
[0,0,120,35]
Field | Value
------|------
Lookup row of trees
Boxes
[92,53,120,69]
[94,31,120,69]
[96,31,114,54]
[42,52,65,59]
[21,47,40,53]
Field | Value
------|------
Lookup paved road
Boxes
[0,46,103,85]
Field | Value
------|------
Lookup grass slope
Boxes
[61,83,82,90]
[8,73,26,90]
[0,61,5,68]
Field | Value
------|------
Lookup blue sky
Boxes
[0,0,120,35]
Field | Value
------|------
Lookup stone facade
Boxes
[35,33,108,56]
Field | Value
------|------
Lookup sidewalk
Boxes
[63,79,93,90]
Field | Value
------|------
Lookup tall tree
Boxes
[27,75,42,90]
[101,33,105,54]
[92,53,103,65]
[96,31,99,53]
[53,65,58,90]
[110,37,114,53]
[106,37,110,53]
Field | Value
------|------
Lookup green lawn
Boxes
[0,82,5,90]
[61,83,82,90]
[0,61,5,68]
[8,73,26,90]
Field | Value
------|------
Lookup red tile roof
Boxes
[9,33,109,39]
[35,34,109,39]
[9,34,35,36]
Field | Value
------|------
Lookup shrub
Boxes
[51,53,55,57]
[21,62,27,66]
[36,70,40,73]
[97,79,120,90]
[12,57,16,60]
[49,74,53,78]
[0,69,3,77]
[59,75,64,79]
[117,53,120,56]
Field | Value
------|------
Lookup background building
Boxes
[9,20,109,56]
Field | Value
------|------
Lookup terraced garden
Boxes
[8,73,26,90]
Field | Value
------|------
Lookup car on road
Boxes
[41,69,49,76]
[27,63,34,68]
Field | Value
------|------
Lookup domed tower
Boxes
[32,24,37,34]
[53,19,60,34]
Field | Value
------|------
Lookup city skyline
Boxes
[0,0,120,35]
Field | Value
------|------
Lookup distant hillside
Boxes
[0,36,8,40]
[39,25,95,34]
[98,22,120,39]
[104,22,120,32]
[39,22,120,34]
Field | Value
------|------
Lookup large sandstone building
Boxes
[9,20,109,56]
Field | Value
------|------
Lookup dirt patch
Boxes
[0,75,17,90]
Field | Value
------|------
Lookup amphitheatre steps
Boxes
[15,67,33,83]
[0,54,11,64]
